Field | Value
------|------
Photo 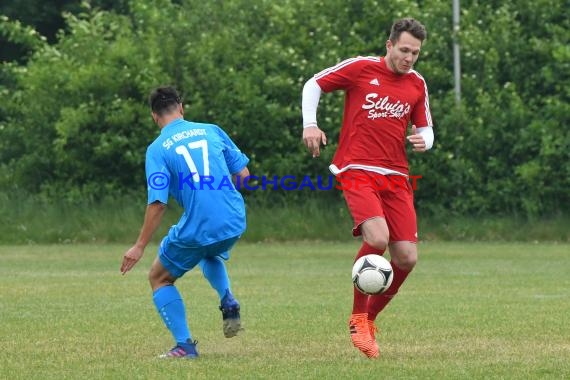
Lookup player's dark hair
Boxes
[389,18,427,43]
[149,86,182,116]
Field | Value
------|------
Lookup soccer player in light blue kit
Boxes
[120,86,250,358]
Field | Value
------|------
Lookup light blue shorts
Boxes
[158,235,240,278]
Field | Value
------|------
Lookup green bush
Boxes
[0,0,568,217]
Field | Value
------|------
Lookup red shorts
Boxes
[338,170,417,243]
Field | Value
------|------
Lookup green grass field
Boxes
[1,242,569,379]
[2,193,569,244]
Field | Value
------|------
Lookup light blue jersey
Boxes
[146,118,249,247]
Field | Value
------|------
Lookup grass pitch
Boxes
[1,242,569,379]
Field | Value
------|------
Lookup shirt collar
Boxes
[160,118,185,134]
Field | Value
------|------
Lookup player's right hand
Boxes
[303,125,327,158]
[120,245,144,275]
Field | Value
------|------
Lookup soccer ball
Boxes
[352,254,394,295]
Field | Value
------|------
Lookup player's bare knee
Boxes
[393,255,417,271]
[389,243,417,271]
[365,235,389,251]
[148,267,172,290]
[148,269,160,289]
[361,218,389,251]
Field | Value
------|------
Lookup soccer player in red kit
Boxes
[301,18,434,359]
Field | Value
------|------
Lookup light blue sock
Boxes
[152,285,192,343]
[199,256,231,300]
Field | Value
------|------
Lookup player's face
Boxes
[385,32,422,74]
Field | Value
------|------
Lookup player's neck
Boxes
[383,55,396,73]
[158,113,183,129]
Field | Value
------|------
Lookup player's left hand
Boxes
[406,125,427,152]
[120,245,144,275]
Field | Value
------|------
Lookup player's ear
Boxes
[179,103,184,116]
[386,39,393,51]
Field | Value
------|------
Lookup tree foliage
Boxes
[0,0,568,216]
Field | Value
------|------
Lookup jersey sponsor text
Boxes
[362,93,411,120]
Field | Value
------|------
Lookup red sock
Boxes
[367,262,411,321]
[352,242,385,314]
